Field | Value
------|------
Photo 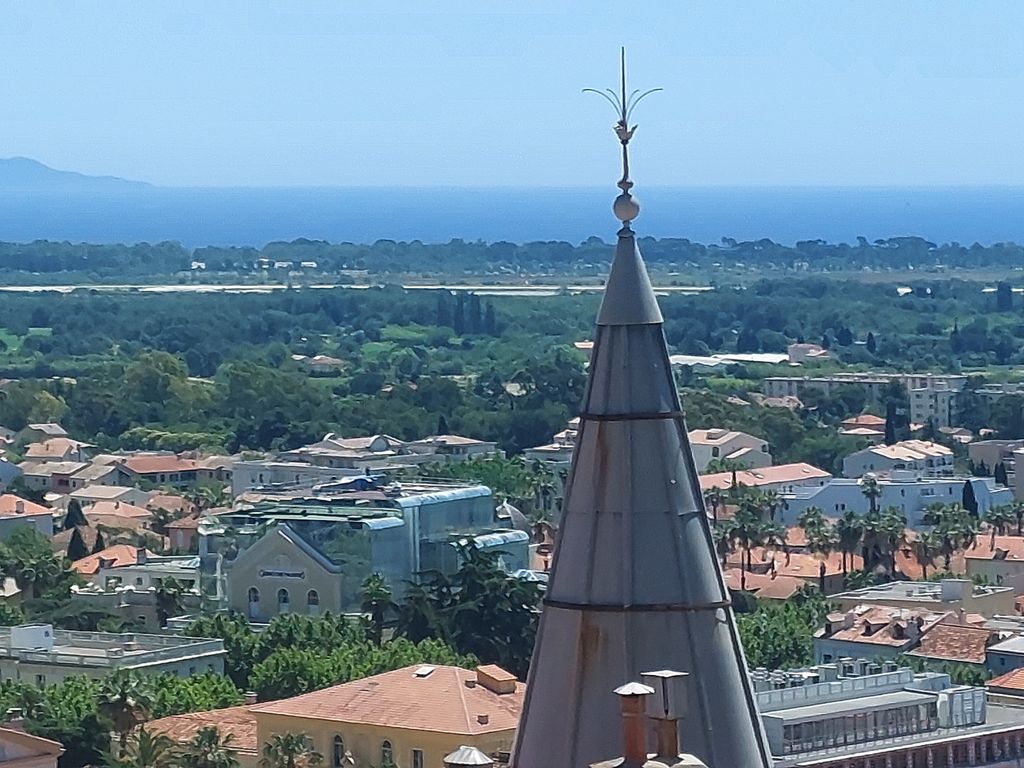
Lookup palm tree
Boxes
[260,733,323,768]
[704,486,726,524]
[359,573,394,646]
[860,475,881,514]
[150,508,176,538]
[103,728,176,768]
[1015,501,1024,536]
[98,670,154,757]
[835,510,864,575]
[861,507,906,577]
[922,502,950,528]
[985,504,1016,543]
[179,726,240,768]
[725,506,765,591]
[760,490,783,522]
[911,531,941,581]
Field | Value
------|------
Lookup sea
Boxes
[3,186,1024,248]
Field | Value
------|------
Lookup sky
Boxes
[3,1,1024,188]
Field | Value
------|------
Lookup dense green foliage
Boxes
[736,587,831,670]
[185,612,476,701]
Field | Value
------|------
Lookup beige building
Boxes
[687,428,771,473]
[831,578,1015,618]
[841,439,954,478]
[699,462,831,494]
[965,536,1024,588]
[150,664,523,768]
[0,727,62,767]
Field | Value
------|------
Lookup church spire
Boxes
[510,53,772,768]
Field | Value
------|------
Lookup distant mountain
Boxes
[0,157,151,192]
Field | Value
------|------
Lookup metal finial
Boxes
[583,48,662,229]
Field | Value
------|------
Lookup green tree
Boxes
[860,475,881,514]
[260,733,324,768]
[63,500,88,530]
[155,576,187,629]
[178,726,241,768]
[962,480,979,517]
[65,527,89,563]
[103,727,176,768]
[835,510,864,575]
[98,670,154,756]
[359,574,393,647]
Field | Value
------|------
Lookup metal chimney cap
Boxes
[642,669,689,720]
[641,669,688,680]
[615,682,655,697]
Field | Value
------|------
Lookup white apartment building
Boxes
[0,624,225,685]
[780,473,1011,526]
[842,440,954,478]
[688,429,772,473]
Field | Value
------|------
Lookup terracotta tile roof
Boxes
[966,536,1024,562]
[842,414,887,428]
[723,569,805,600]
[167,515,200,530]
[147,706,258,755]
[817,605,951,647]
[83,500,151,519]
[251,665,523,734]
[0,494,50,517]
[906,619,999,664]
[699,463,830,492]
[72,545,153,575]
[987,668,1024,692]
[725,549,861,578]
[147,493,196,514]
[120,455,201,475]
[25,438,91,459]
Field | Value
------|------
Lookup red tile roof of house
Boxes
[965,536,1024,562]
[817,606,951,647]
[723,569,805,600]
[987,668,1024,692]
[84,500,151,519]
[147,706,258,755]
[699,463,830,492]
[0,494,49,517]
[251,664,523,734]
[24,437,91,459]
[72,545,154,575]
[906,619,1000,665]
[147,493,196,514]
[120,455,201,475]
[167,515,200,530]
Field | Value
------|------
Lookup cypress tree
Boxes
[91,529,106,554]
[484,302,497,336]
[66,527,88,562]
[962,480,979,517]
[63,499,88,530]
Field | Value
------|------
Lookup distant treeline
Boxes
[1,235,1023,277]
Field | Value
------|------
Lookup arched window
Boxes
[307,589,320,617]
[381,740,393,766]
[277,588,290,614]
[247,587,260,620]
[333,735,344,767]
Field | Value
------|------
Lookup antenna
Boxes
[583,48,662,227]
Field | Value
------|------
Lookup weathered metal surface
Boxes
[510,229,772,768]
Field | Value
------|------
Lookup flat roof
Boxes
[766,690,936,724]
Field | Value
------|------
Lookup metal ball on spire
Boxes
[583,48,662,229]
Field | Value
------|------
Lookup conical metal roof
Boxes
[510,54,770,768]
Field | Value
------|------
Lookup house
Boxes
[70,549,200,631]
[813,606,950,663]
[303,355,345,374]
[0,459,21,491]
[0,495,53,541]
[24,437,92,464]
[985,636,1024,677]
[965,536,1024,588]
[787,342,830,364]
[830,579,1015,619]
[986,667,1024,704]
[406,435,500,461]
[148,707,259,767]
[842,440,954,478]
[687,429,771,473]
[117,454,206,488]
[725,549,858,595]
[81,500,152,520]
[838,414,886,444]
[699,463,831,494]
[167,515,201,553]
[67,485,151,509]
[16,424,67,445]
[17,461,88,492]
[69,462,126,487]
[0,623,225,684]
[0,727,63,767]
[147,493,196,516]
[904,618,1000,670]
[723,569,806,601]
[780,474,1011,526]
[251,664,523,768]
[968,439,1024,477]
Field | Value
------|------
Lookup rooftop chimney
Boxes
[475,665,517,695]
[136,548,147,566]
[615,682,654,768]
[244,691,257,705]
[642,670,688,760]
[14,500,24,514]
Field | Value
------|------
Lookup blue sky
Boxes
[2,1,1024,187]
